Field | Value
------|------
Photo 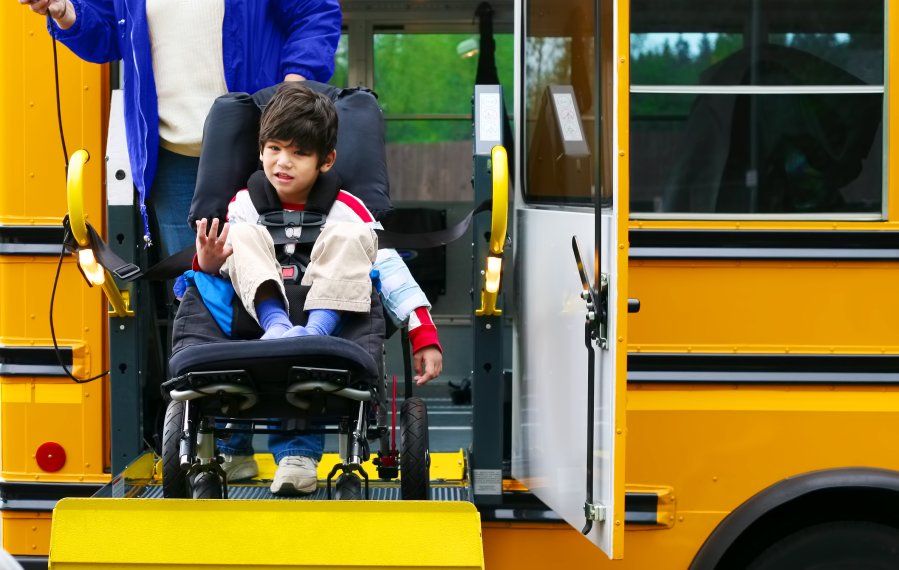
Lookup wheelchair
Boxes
[159,301,431,501]
[156,81,431,501]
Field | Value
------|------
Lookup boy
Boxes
[193,83,442,495]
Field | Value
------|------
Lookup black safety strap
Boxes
[71,192,494,282]
[62,216,140,281]
[60,216,190,282]
[139,247,196,281]
[376,198,492,250]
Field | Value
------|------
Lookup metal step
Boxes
[136,481,469,501]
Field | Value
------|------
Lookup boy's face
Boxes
[259,139,336,203]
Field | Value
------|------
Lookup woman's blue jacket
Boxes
[49,0,341,244]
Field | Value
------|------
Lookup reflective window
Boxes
[522,0,604,205]
[374,33,514,201]
[630,0,885,216]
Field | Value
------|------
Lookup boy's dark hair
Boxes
[259,82,338,166]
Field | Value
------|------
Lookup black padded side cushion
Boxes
[169,335,379,386]
[188,80,392,228]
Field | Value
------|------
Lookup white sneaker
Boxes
[220,454,259,481]
[270,456,319,496]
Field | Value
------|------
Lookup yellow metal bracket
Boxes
[475,145,508,317]
[66,149,133,317]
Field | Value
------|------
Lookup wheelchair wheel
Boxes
[335,472,363,500]
[191,471,224,499]
[161,400,189,498]
[400,397,430,500]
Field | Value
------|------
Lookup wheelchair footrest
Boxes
[285,366,372,409]
[163,370,258,411]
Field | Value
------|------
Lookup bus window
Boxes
[373,32,514,202]
[629,0,885,217]
[330,34,349,88]
[522,0,604,205]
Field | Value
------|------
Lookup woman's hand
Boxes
[20,0,74,28]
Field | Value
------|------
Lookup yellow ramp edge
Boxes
[50,498,483,569]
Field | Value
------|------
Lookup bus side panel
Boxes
[629,260,899,353]
[0,2,110,560]
[0,7,107,226]
[0,376,106,483]
[1,511,52,558]
[482,521,708,569]
[622,387,899,564]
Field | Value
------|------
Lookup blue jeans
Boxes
[217,428,325,463]
[147,147,198,258]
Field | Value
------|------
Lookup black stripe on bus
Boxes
[0,481,103,512]
[624,492,659,525]
[628,353,899,384]
[630,229,899,260]
[477,489,661,525]
[13,556,48,570]
[0,226,67,256]
[0,346,72,377]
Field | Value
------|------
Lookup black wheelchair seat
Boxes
[165,335,379,418]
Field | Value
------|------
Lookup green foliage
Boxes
[330,34,349,88]
[373,33,514,144]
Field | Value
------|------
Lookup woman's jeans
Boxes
[146,147,199,258]
[218,429,325,463]
[152,146,324,463]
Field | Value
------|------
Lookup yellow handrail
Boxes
[475,145,508,317]
[66,149,133,317]
[66,149,92,248]
[488,146,508,257]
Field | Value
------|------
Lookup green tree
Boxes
[373,33,514,144]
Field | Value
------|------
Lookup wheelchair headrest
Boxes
[188,81,392,228]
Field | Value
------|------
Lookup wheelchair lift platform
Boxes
[50,499,482,569]
[48,451,483,569]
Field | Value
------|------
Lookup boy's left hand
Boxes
[195,217,232,275]
[413,346,443,385]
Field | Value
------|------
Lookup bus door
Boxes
[511,0,627,558]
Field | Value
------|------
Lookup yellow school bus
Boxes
[1,0,898,568]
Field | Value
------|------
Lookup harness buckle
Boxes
[281,264,302,282]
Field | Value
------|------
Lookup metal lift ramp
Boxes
[49,498,483,569]
[47,451,483,569]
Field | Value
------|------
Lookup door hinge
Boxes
[584,502,607,522]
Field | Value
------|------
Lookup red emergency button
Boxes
[35,442,66,472]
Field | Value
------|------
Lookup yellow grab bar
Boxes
[488,145,508,256]
[66,149,133,317]
[66,149,92,248]
[476,145,508,317]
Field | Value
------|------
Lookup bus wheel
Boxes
[191,471,224,499]
[161,400,189,498]
[747,521,899,569]
[400,397,430,500]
